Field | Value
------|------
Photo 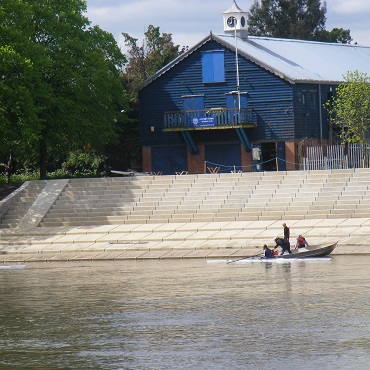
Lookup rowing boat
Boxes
[0,264,26,269]
[226,242,337,264]
[273,242,337,259]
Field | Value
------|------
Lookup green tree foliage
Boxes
[0,0,127,179]
[0,45,40,167]
[247,0,352,43]
[324,71,370,166]
[122,25,179,93]
[320,28,352,44]
[61,150,108,177]
[111,25,179,171]
[247,0,327,39]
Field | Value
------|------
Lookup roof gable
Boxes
[137,34,212,91]
[137,33,370,90]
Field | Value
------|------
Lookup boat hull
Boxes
[275,243,337,259]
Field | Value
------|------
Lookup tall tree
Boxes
[0,0,127,179]
[0,3,42,173]
[247,0,350,42]
[324,71,370,167]
[122,25,179,93]
[112,26,179,171]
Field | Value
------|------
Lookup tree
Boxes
[0,0,127,179]
[0,41,41,176]
[122,25,179,93]
[247,0,352,43]
[110,25,180,171]
[317,28,352,44]
[247,0,327,40]
[324,71,370,167]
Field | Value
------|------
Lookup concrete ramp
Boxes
[17,180,69,229]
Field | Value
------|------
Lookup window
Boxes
[299,91,317,110]
[202,50,225,83]
[309,92,317,109]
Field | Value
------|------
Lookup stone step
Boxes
[2,169,370,231]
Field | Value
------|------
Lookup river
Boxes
[0,256,369,369]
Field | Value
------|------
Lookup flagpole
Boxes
[234,19,241,122]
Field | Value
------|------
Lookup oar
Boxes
[227,250,262,264]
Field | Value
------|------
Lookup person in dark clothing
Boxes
[263,244,275,259]
[283,223,290,243]
[274,237,292,255]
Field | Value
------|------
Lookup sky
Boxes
[86,0,370,54]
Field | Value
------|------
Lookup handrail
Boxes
[164,108,256,129]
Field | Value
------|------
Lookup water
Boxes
[1,256,370,369]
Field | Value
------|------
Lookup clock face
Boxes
[227,16,236,27]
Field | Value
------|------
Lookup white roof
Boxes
[215,33,370,84]
[137,33,370,90]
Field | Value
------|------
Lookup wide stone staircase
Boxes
[38,169,370,226]
[1,169,370,261]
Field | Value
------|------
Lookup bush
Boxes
[0,170,39,185]
[61,151,109,177]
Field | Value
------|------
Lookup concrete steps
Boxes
[2,169,370,262]
[1,169,370,229]
[37,169,370,226]
[0,181,47,228]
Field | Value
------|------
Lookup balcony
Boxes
[163,108,257,131]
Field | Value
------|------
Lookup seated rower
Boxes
[294,235,309,250]
[263,244,275,259]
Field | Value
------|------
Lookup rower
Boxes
[294,235,309,250]
[262,245,275,259]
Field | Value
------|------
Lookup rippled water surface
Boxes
[1,256,370,369]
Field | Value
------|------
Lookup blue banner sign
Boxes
[191,117,215,127]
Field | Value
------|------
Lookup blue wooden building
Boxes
[137,1,370,174]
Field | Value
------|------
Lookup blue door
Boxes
[152,146,187,175]
[205,143,241,173]
[183,95,204,127]
[226,94,247,124]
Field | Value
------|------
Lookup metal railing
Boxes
[303,143,370,170]
[164,108,256,129]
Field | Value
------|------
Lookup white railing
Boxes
[303,143,370,170]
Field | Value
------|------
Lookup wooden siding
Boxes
[292,83,335,140]
[139,39,295,147]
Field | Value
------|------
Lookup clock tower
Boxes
[223,1,248,40]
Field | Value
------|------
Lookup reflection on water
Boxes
[0,256,370,369]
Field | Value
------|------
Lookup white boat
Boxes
[0,264,26,269]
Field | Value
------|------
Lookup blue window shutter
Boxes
[202,51,225,83]
[202,52,213,82]
[226,94,247,109]
[212,51,225,82]
[226,94,237,109]
[183,96,205,126]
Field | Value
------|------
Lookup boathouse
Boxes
[137,1,370,175]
